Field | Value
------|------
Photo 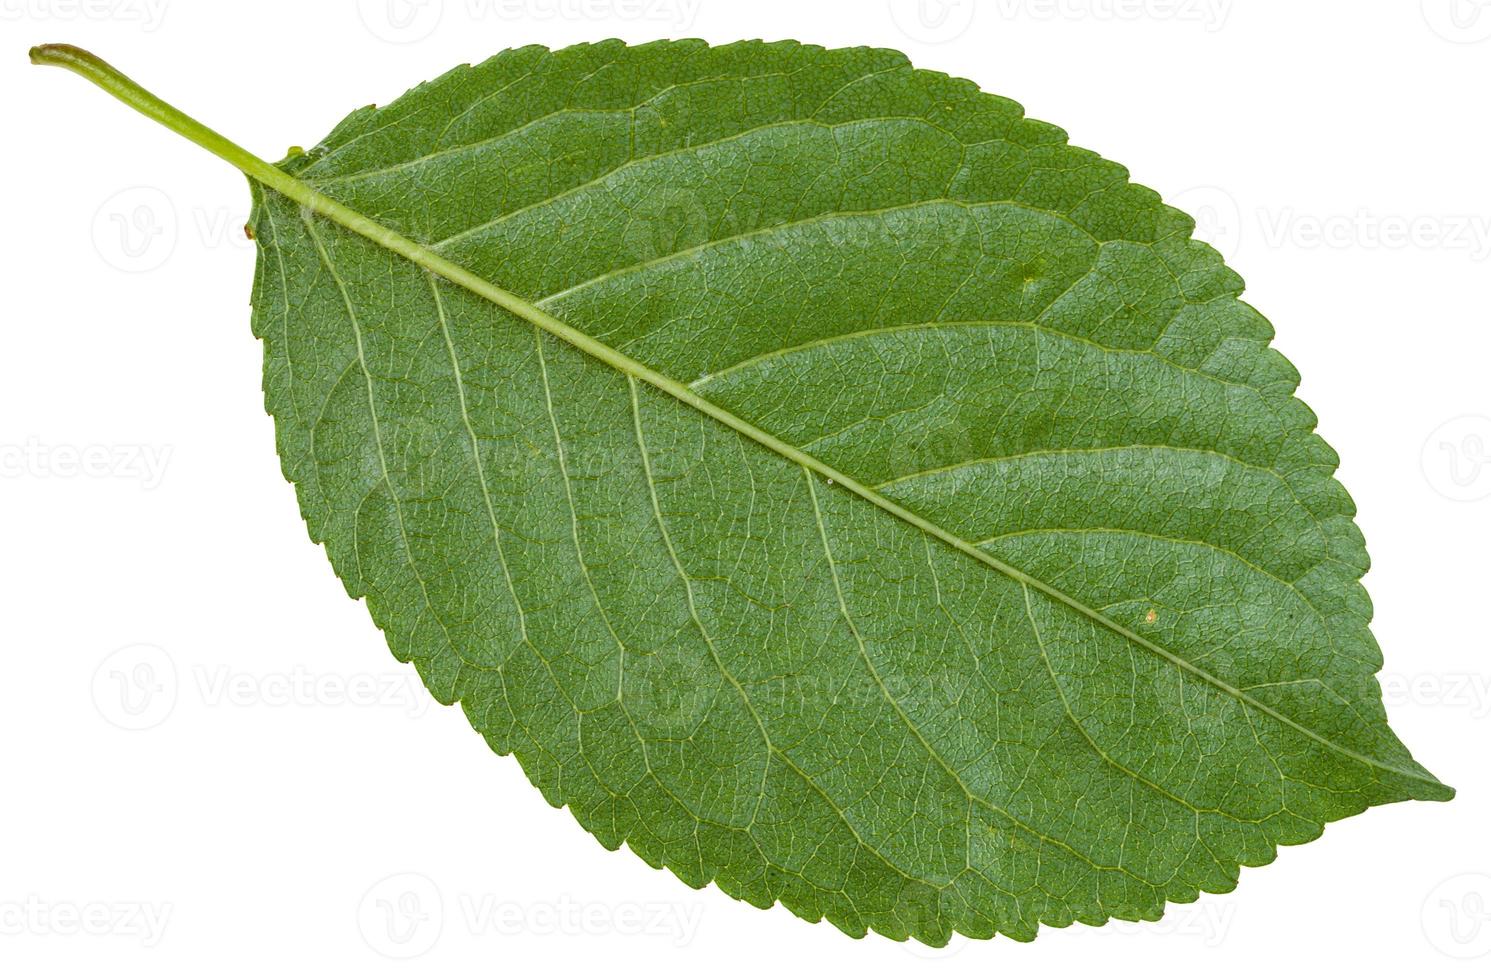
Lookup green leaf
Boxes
[36,39,1452,946]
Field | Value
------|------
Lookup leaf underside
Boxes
[245,40,1450,945]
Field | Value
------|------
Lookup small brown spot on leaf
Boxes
[1145,608,1158,624]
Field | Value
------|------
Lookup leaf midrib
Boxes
[260,166,1447,795]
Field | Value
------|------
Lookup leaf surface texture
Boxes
[246,40,1450,944]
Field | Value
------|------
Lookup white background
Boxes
[2,0,1488,975]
